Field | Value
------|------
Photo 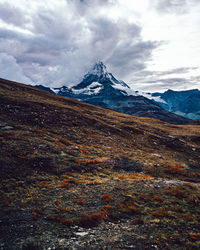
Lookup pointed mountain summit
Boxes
[72,61,130,95]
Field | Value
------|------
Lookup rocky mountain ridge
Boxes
[35,62,200,124]
[151,89,200,119]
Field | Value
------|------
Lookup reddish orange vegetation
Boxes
[60,179,71,188]
[183,213,193,219]
[188,232,200,240]
[101,194,114,202]
[81,127,89,134]
[55,200,62,206]
[139,193,151,201]
[152,208,170,218]
[75,157,108,164]
[49,128,57,133]
[165,165,185,175]
[55,207,70,214]
[79,213,105,227]
[76,198,86,205]
[118,203,127,212]
[127,205,139,214]
[102,205,115,214]
[185,183,198,189]
[154,195,163,202]
[81,147,87,153]
[124,195,137,205]
[33,129,45,135]
[166,186,188,198]
[118,173,153,181]
[32,212,39,220]
[36,181,52,188]
[31,208,42,220]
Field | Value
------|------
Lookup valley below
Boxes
[0,78,200,249]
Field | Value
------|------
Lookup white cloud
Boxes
[0,53,32,84]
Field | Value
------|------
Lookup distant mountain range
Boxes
[35,61,200,124]
[151,89,200,120]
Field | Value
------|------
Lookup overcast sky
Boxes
[0,0,200,92]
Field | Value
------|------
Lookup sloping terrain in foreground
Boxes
[0,78,200,249]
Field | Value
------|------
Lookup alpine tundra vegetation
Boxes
[0,78,200,249]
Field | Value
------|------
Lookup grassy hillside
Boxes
[0,78,200,249]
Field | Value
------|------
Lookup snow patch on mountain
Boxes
[113,84,138,96]
[88,61,107,78]
[140,92,167,104]
[71,82,103,95]
[51,88,59,94]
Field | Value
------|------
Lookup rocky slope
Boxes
[0,78,200,249]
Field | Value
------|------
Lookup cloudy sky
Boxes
[0,0,200,92]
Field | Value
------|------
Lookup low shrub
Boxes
[165,165,185,175]
[139,193,151,201]
[101,194,114,202]
[154,195,163,202]
[76,198,86,205]
[166,186,188,198]
[60,179,71,188]
[79,213,104,227]
[152,208,170,218]
[188,232,200,241]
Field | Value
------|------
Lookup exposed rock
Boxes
[1,126,14,130]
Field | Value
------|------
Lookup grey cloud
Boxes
[0,0,162,88]
[134,67,198,78]
[70,0,113,16]
[152,0,200,14]
[133,76,200,92]
[33,10,81,41]
[107,40,161,79]
[0,2,28,26]
[145,78,187,84]
[129,66,200,92]
[159,67,198,75]
[0,28,60,65]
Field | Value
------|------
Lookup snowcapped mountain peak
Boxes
[85,61,108,79]
[52,61,137,97]
[91,61,107,76]
[73,61,130,92]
